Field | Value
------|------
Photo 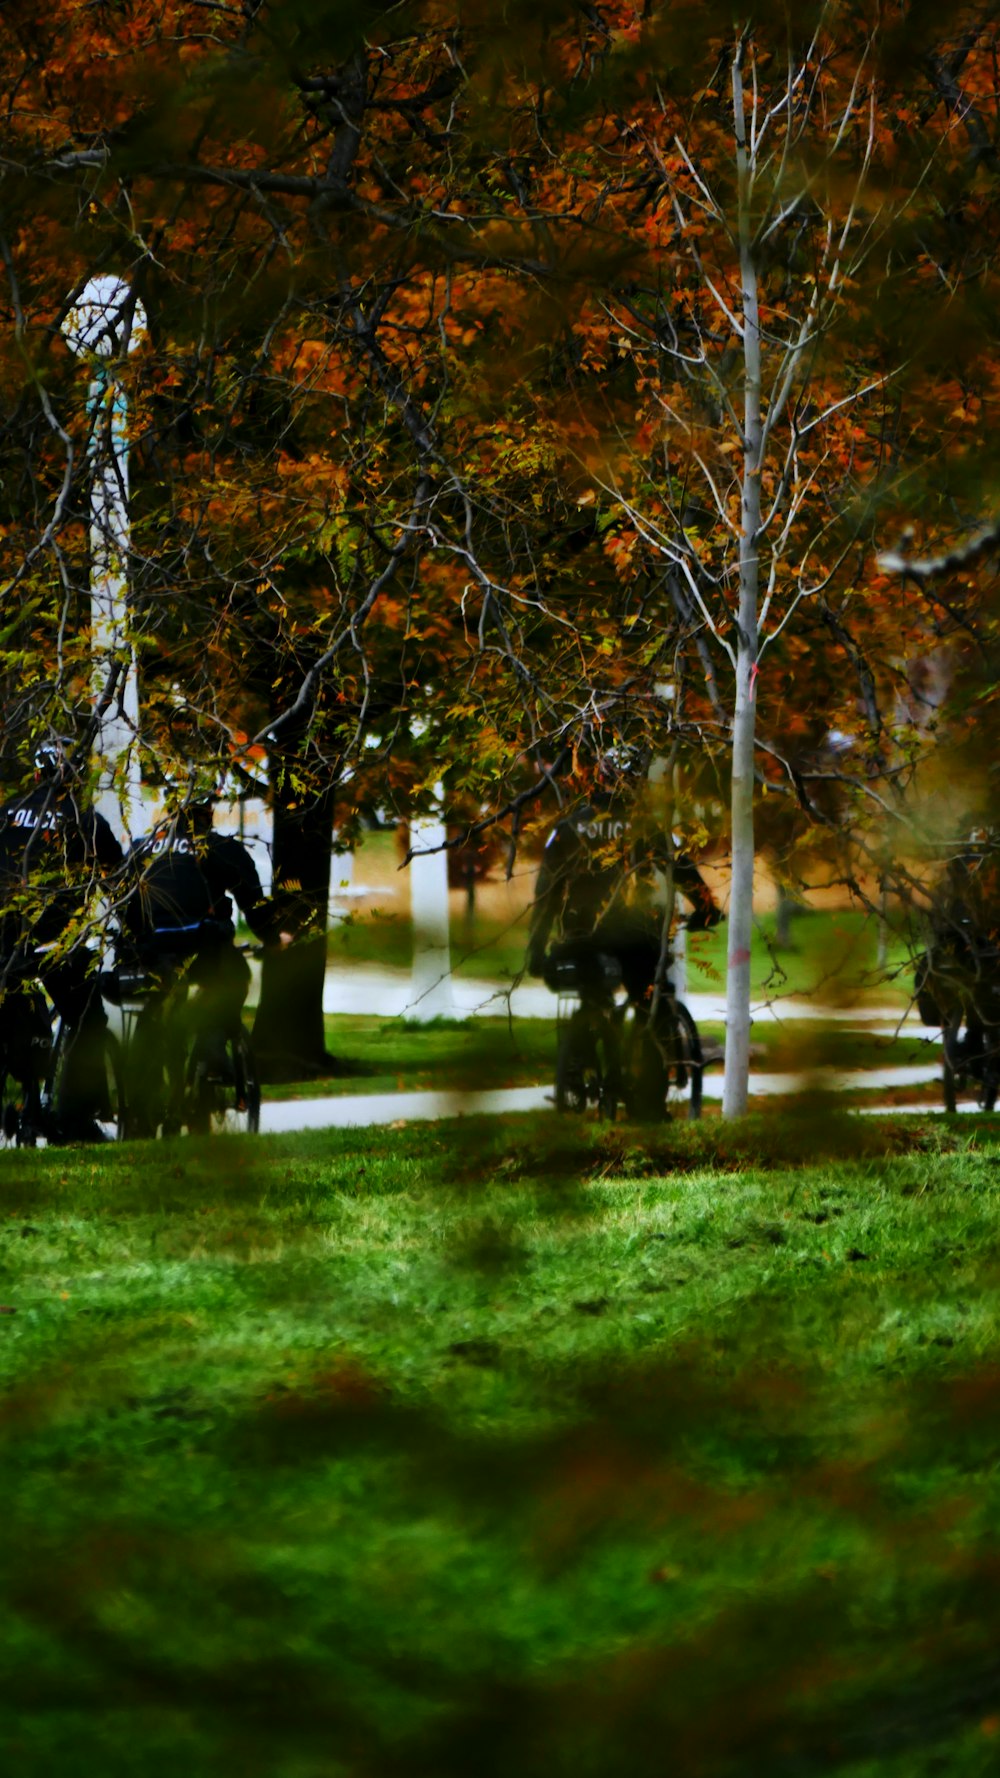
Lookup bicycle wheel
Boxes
[667,1001,704,1122]
[124,1056,181,1138]
[621,1006,667,1122]
[0,1066,36,1147]
[0,987,49,1145]
[596,1016,621,1121]
[622,999,704,1122]
[95,1029,126,1142]
[555,1017,589,1113]
[229,1029,261,1134]
[189,1027,261,1134]
[942,1023,962,1114]
[976,1024,1000,1112]
[47,1021,125,1143]
[187,1053,222,1135]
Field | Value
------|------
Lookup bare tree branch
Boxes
[877,523,1000,580]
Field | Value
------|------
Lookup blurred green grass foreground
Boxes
[3,1115,1000,1776]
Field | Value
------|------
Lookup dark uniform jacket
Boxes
[918,847,1000,1028]
[0,783,123,950]
[124,819,276,949]
[527,795,719,970]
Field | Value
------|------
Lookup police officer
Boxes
[525,752,720,1003]
[120,797,291,1074]
[921,828,1000,1060]
[0,738,123,1140]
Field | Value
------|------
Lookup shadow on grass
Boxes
[3,1114,1000,1775]
[5,1329,1000,1776]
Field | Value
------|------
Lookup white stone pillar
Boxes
[668,920,687,999]
[62,276,147,843]
[330,842,354,923]
[408,785,457,1020]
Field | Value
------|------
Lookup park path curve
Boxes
[258,1062,945,1135]
[316,963,928,1033]
[246,963,952,1133]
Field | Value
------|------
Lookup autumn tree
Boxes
[0,0,699,1072]
[3,0,1000,1102]
[526,2,1000,1109]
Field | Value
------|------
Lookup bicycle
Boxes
[544,946,704,1121]
[0,962,125,1146]
[101,927,262,1138]
[941,1020,1000,1113]
[548,950,622,1119]
[915,941,1000,1113]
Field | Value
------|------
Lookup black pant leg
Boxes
[189,943,251,1039]
[41,952,108,1119]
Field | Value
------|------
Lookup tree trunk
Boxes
[724,643,758,1114]
[774,884,797,951]
[252,765,338,1081]
[722,41,761,1119]
[876,874,890,971]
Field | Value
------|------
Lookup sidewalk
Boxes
[239,962,948,1136]
[316,962,926,1033]
[258,1063,944,1135]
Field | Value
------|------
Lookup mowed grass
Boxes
[3,1113,1000,1775]
[260,1011,939,1103]
[671,905,916,1005]
[325,899,919,1006]
[326,899,533,980]
[266,1013,559,1100]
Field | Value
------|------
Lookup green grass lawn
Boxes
[688,905,917,1004]
[326,899,919,1007]
[258,1012,940,1104]
[327,901,533,980]
[737,1017,942,1071]
[265,1014,559,1100]
[2,1115,1000,1775]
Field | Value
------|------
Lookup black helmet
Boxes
[187,795,216,832]
[596,743,647,787]
[32,736,77,782]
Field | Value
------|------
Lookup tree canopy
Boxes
[3,0,1000,1099]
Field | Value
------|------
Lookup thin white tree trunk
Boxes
[722,41,761,1118]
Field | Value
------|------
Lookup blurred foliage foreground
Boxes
[2,1115,1000,1777]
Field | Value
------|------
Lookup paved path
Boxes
[258,1063,944,1135]
[315,962,930,1034]
[244,963,946,1135]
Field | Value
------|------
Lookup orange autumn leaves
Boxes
[1,2,999,846]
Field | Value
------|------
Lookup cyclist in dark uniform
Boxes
[918,829,1000,1066]
[525,759,720,1000]
[0,739,123,1140]
[120,799,289,1052]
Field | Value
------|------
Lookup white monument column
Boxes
[329,838,355,922]
[62,275,147,841]
[408,781,457,1020]
[669,921,688,998]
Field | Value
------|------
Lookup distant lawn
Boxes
[688,904,918,1005]
[738,1017,941,1072]
[326,900,920,1007]
[257,1009,940,1104]
[264,1013,559,1100]
[3,1115,1000,1775]
[327,900,532,981]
